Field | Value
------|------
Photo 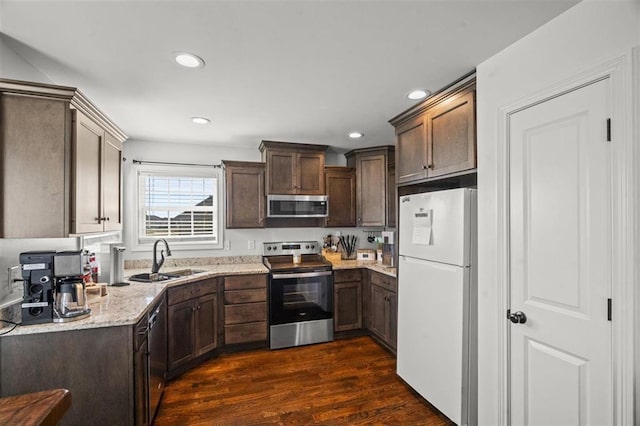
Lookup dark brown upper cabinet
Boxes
[0,79,126,238]
[259,141,327,195]
[345,146,395,228]
[390,73,476,185]
[72,110,123,234]
[324,166,356,227]
[223,160,265,228]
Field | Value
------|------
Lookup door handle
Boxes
[508,310,527,324]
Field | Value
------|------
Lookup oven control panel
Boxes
[263,241,320,256]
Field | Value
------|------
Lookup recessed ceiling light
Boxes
[348,132,364,139]
[174,52,205,68]
[191,117,211,125]
[407,89,431,100]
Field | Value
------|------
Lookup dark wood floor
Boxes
[155,336,450,425]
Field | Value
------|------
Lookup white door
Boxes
[508,78,612,425]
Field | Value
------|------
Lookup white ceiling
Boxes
[0,0,578,152]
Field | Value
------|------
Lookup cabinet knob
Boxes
[105,217,110,221]
[422,165,427,170]
[428,164,434,169]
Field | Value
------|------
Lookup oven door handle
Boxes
[271,271,333,279]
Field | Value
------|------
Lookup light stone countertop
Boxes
[2,258,394,337]
[332,260,397,278]
[3,263,268,337]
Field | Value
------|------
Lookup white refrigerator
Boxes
[396,188,477,426]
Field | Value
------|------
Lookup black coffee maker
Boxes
[20,251,56,325]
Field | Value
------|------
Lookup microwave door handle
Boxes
[271,271,332,279]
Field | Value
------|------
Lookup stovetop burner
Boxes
[263,254,332,273]
[262,241,332,272]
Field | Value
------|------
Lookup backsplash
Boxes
[125,255,263,270]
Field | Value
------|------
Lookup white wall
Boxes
[0,34,52,83]
[122,139,372,261]
[476,0,640,424]
[0,34,71,323]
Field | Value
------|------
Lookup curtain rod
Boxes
[131,159,223,168]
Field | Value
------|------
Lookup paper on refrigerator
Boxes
[412,209,433,245]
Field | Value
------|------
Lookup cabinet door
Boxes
[325,167,356,227]
[387,290,398,350]
[168,299,195,369]
[334,282,362,331]
[102,132,122,231]
[73,111,103,233]
[357,154,386,227]
[387,164,396,228]
[395,115,428,184]
[369,284,388,339]
[266,150,296,194]
[225,162,265,228]
[194,293,217,357]
[427,89,476,177]
[0,94,69,238]
[297,152,325,195]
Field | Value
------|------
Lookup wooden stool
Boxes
[0,389,71,425]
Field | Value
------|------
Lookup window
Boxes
[136,166,222,247]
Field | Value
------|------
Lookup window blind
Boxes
[140,174,218,241]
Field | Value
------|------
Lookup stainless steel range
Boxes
[263,241,333,349]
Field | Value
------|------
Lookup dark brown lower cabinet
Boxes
[333,269,362,332]
[195,293,218,356]
[223,274,268,345]
[368,271,397,352]
[0,326,135,425]
[168,299,196,368]
[167,278,218,376]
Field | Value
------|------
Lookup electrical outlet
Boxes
[224,240,230,250]
[248,240,255,250]
[335,231,341,237]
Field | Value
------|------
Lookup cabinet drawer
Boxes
[224,288,266,304]
[225,303,267,325]
[224,274,267,291]
[224,322,267,344]
[334,269,362,283]
[370,271,396,292]
[168,280,216,305]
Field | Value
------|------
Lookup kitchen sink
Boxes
[128,269,206,283]
[163,269,205,278]
[128,273,174,282]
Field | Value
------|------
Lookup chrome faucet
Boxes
[151,239,172,273]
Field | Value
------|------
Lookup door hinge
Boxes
[607,298,612,321]
[606,118,611,142]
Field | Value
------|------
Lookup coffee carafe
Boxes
[54,277,91,322]
[53,251,91,322]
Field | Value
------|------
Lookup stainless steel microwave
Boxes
[267,195,329,218]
